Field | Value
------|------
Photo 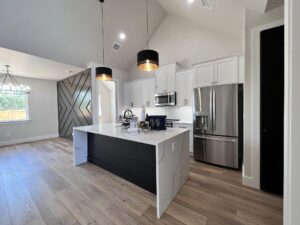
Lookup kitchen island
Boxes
[73,123,190,218]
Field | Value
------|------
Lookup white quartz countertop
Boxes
[73,123,189,146]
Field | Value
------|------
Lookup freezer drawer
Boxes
[193,135,239,169]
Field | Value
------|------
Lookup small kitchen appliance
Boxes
[146,115,167,130]
[154,92,176,107]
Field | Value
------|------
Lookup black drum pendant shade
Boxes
[137,0,159,72]
[96,66,112,81]
[96,0,112,81]
[137,49,159,72]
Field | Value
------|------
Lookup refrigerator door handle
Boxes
[194,135,237,143]
[212,88,216,131]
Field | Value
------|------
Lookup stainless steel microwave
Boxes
[154,92,176,107]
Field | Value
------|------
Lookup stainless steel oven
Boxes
[154,92,176,107]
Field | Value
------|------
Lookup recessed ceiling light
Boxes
[119,32,126,40]
[187,0,195,4]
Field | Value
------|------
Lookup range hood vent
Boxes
[112,42,121,51]
[201,0,212,9]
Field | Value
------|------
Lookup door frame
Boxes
[243,19,284,189]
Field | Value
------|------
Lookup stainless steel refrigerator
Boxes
[193,84,242,169]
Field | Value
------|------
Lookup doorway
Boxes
[260,25,284,195]
[98,80,117,124]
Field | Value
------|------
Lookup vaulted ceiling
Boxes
[0,0,283,80]
[0,0,167,76]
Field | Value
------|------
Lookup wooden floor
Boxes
[0,138,283,225]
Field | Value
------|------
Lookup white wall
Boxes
[129,14,243,81]
[89,62,129,125]
[98,81,112,123]
[284,0,300,223]
[243,6,284,188]
[130,106,193,123]
[0,76,58,146]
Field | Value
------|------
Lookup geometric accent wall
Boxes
[57,69,92,139]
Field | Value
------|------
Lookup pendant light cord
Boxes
[101,1,105,65]
[146,0,149,49]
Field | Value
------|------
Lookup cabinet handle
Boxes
[131,102,134,107]
[147,101,150,107]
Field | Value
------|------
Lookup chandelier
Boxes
[0,65,30,93]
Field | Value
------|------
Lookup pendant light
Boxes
[0,65,30,93]
[96,0,112,81]
[137,0,159,72]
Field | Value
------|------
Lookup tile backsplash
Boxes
[128,106,193,123]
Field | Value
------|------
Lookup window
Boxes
[0,91,29,122]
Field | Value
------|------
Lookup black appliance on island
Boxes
[145,115,167,130]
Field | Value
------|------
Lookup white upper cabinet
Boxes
[141,78,155,107]
[176,70,194,106]
[124,83,131,106]
[214,56,238,85]
[131,81,141,108]
[194,62,214,87]
[166,65,176,91]
[124,78,155,108]
[155,64,176,93]
[124,81,141,108]
[194,56,241,87]
[148,78,156,107]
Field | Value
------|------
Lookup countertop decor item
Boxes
[137,0,159,72]
[96,0,112,81]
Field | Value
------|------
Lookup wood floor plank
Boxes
[0,173,13,225]
[57,185,116,225]
[142,206,186,225]
[0,138,283,225]
[22,173,80,225]
[166,201,207,225]
[1,168,47,225]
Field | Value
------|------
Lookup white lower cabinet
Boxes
[173,123,193,153]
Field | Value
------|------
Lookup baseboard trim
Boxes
[242,174,260,189]
[0,133,59,147]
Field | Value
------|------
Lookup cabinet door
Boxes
[185,70,194,106]
[214,56,238,85]
[124,83,131,107]
[194,62,214,87]
[156,68,167,93]
[167,65,176,92]
[141,79,150,107]
[130,81,141,108]
[175,72,186,106]
[148,78,156,107]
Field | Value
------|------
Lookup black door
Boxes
[260,25,284,195]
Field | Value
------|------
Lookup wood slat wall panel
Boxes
[57,69,92,139]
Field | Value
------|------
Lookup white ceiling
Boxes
[0,0,166,73]
[0,47,84,80]
[103,0,167,71]
[0,0,283,80]
[157,0,245,39]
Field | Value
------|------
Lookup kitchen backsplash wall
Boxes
[129,106,193,123]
